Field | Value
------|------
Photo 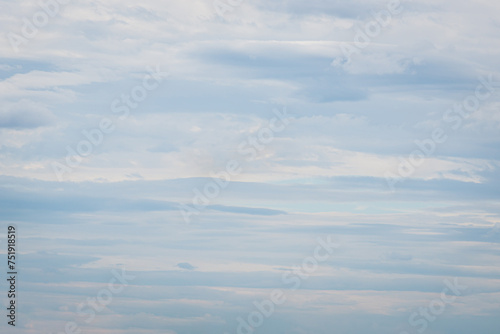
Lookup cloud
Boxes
[177,262,196,270]
[0,64,21,71]
[0,99,55,129]
[0,0,499,333]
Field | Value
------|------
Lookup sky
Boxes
[0,0,499,333]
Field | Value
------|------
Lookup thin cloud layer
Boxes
[0,0,499,333]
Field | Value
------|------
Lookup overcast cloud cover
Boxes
[0,0,499,333]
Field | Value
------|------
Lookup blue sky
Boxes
[0,0,499,333]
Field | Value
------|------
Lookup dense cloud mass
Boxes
[0,0,499,333]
